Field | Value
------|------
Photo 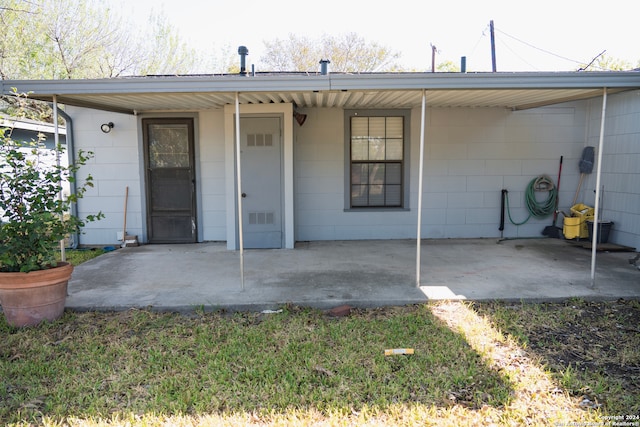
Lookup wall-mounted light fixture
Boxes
[293,111,307,126]
[100,122,114,133]
[292,103,307,126]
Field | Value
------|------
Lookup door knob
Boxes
[241,193,247,198]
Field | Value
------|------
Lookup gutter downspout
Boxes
[416,89,427,287]
[55,107,79,249]
[590,88,607,287]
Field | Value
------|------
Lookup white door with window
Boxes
[239,117,283,248]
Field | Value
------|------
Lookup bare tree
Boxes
[0,0,208,80]
[261,33,401,73]
[43,0,122,78]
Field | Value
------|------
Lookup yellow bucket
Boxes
[563,204,594,239]
[570,204,594,218]
[563,217,583,239]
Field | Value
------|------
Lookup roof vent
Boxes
[319,59,330,75]
[238,46,249,76]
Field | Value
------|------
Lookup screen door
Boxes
[143,118,197,243]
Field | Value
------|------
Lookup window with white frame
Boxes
[347,111,408,208]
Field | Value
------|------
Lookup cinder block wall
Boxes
[583,90,640,251]
[294,103,588,241]
[67,107,142,246]
[70,91,639,249]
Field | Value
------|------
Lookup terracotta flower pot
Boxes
[0,262,73,327]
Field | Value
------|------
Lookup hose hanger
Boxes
[503,175,558,226]
[532,175,554,192]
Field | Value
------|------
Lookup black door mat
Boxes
[567,241,636,252]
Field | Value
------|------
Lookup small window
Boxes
[347,112,408,208]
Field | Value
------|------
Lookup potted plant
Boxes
[0,99,103,327]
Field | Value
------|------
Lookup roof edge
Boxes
[2,71,639,97]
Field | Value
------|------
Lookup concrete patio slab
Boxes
[66,238,640,313]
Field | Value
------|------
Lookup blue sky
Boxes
[111,0,637,72]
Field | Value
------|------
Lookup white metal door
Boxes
[240,117,282,248]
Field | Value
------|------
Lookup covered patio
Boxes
[5,72,639,289]
[66,238,640,312]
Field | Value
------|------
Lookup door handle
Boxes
[241,193,247,198]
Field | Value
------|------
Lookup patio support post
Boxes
[590,88,607,287]
[53,95,65,262]
[416,89,427,287]
[235,92,245,290]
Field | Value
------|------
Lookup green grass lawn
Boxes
[1,299,637,426]
[57,248,106,266]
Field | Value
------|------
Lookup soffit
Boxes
[3,72,639,114]
[29,88,630,115]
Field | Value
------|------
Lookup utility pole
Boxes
[490,20,497,72]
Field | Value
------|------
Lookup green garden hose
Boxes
[505,175,557,226]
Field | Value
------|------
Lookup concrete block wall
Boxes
[68,91,638,248]
[423,105,587,239]
[198,110,227,242]
[294,104,588,241]
[583,90,640,250]
[69,108,229,246]
[67,107,142,246]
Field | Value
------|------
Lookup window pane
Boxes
[351,164,368,184]
[351,138,368,160]
[386,139,403,160]
[369,138,385,160]
[369,184,384,205]
[348,113,405,208]
[149,124,190,168]
[351,185,368,206]
[351,117,369,137]
[369,117,385,138]
[369,163,384,185]
[386,163,402,184]
[385,185,402,205]
[386,117,403,138]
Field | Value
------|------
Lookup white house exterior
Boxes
[0,117,71,218]
[3,71,639,252]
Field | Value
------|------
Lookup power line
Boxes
[462,22,613,71]
[496,37,540,70]
[495,28,585,66]
[468,24,489,58]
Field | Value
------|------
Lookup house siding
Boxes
[294,104,588,241]
[69,90,639,250]
[69,107,229,246]
[198,110,227,242]
[68,107,142,245]
[582,90,640,251]
[424,105,587,239]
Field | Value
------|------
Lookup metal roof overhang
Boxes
[2,71,639,114]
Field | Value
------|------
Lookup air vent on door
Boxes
[249,211,275,225]
[247,133,273,147]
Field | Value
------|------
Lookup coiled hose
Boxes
[505,175,557,225]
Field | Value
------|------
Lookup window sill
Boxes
[344,207,410,212]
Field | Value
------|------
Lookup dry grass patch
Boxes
[471,298,640,415]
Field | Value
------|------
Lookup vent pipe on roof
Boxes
[461,56,467,73]
[238,46,249,75]
[320,59,330,75]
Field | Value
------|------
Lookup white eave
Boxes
[2,71,639,114]
[0,116,67,134]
